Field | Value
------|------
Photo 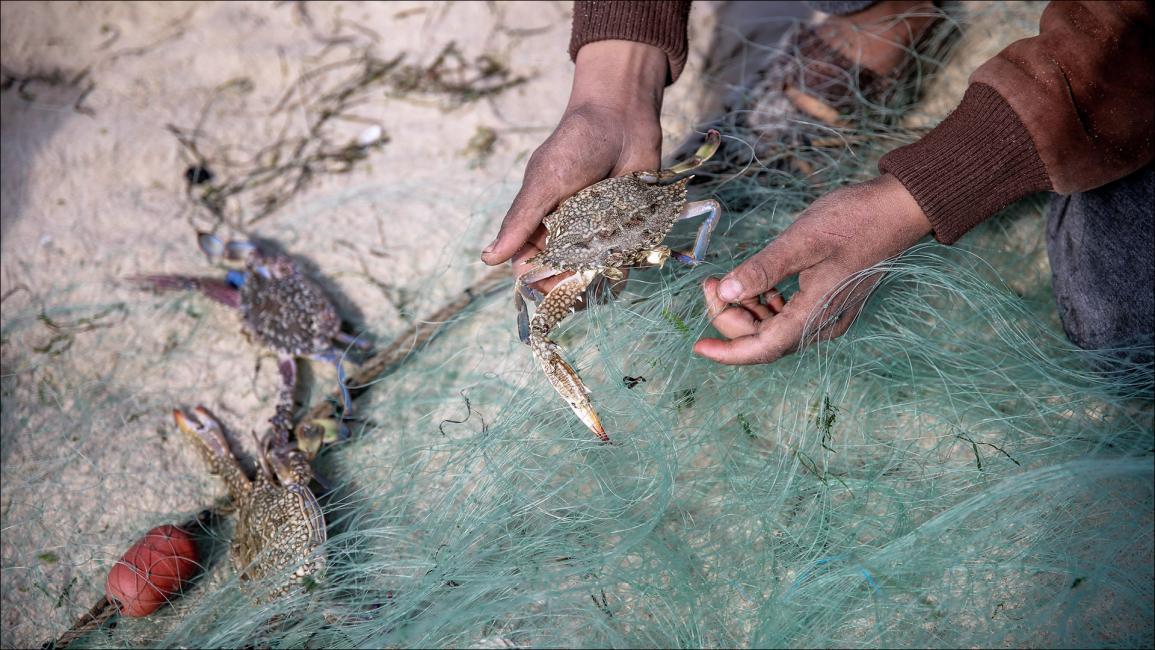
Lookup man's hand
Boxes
[694,174,932,365]
[481,40,668,292]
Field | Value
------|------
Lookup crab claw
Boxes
[198,232,257,264]
[535,348,608,443]
[173,406,230,457]
[132,274,242,308]
[574,401,607,443]
[638,129,724,182]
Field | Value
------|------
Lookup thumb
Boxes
[716,235,810,303]
[482,141,610,265]
[482,179,558,265]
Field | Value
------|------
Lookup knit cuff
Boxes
[879,83,1053,244]
[569,1,692,84]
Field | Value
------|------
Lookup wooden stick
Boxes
[306,267,509,422]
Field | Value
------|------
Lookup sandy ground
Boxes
[0,2,1044,647]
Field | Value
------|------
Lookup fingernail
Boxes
[718,277,742,302]
[482,242,496,256]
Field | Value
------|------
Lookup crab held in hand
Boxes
[138,234,368,418]
[173,400,338,601]
[516,130,723,442]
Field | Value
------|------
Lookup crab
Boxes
[138,233,369,419]
[515,130,723,441]
[173,399,339,600]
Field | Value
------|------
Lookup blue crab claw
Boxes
[197,232,257,264]
[668,128,721,173]
[173,406,229,457]
[697,128,722,160]
[535,348,607,442]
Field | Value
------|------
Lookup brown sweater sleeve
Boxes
[880,1,1155,244]
[569,1,692,84]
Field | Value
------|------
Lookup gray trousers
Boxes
[1047,165,1154,358]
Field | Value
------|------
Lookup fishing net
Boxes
[2,2,1151,648]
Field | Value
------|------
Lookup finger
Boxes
[803,274,879,344]
[715,234,817,303]
[704,277,771,319]
[482,177,562,266]
[511,240,573,295]
[510,229,548,277]
[702,279,753,336]
[693,295,812,365]
[533,272,573,295]
[702,277,729,320]
[702,278,772,338]
[708,307,764,339]
[742,296,774,320]
[765,287,786,313]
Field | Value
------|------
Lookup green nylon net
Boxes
[2,2,1151,648]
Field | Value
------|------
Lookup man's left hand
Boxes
[694,174,932,365]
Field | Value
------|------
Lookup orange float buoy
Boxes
[105,525,199,617]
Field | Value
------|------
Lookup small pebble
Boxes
[356,125,383,147]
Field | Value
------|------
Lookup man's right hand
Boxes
[481,40,668,293]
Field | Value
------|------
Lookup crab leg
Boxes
[269,354,298,443]
[529,270,607,441]
[516,265,564,344]
[313,349,353,422]
[134,275,242,309]
[635,129,721,183]
[333,331,372,352]
[672,199,722,266]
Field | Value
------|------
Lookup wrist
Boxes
[877,173,933,245]
[569,40,667,114]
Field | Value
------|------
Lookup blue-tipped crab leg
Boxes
[672,199,722,266]
[277,355,298,409]
[635,129,721,184]
[333,331,373,352]
[516,265,563,344]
